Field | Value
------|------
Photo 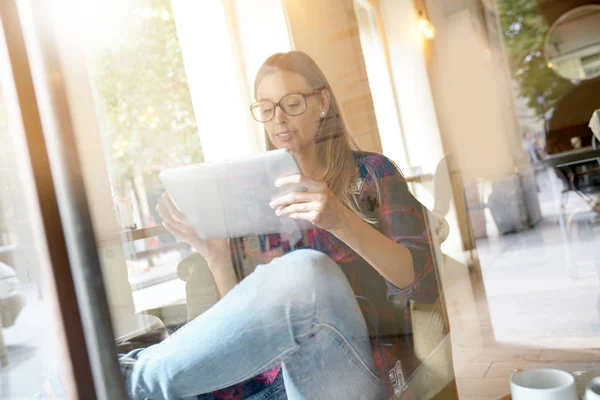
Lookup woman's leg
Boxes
[125,249,383,400]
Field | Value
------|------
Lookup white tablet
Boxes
[159,149,313,240]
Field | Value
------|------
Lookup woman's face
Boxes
[255,70,326,153]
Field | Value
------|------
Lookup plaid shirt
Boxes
[208,152,439,400]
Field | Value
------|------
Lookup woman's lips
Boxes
[277,131,294,141]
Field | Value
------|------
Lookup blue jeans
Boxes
[40,249,383,399]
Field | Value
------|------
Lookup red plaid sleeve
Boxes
[362,154,440,305]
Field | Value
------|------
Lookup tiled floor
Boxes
[445,251,600,399]
[444,171,600,399]
[1,170,599,399]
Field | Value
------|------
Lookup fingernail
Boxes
[274,180,281,187]
[275,209,281,215]
[269,202,275,208]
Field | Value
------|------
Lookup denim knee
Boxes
[253,249,349,304]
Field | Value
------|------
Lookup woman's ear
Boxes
[319,89,331,116]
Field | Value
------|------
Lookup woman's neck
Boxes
[293,147,325,180]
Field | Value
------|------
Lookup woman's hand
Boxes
[156,192,229,263]
[269,174,349,231]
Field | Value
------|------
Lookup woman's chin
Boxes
[276,141,299,152]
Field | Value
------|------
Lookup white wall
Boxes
[232,0,291,90]
[378,0,445,177]
[378,0,464,251]
[354,1,411,174]
[230,0,292,151]
[171,0,255,160]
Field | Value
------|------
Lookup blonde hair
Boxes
[254,51,378,224]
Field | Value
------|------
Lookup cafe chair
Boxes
[430,155,452,243]
[406,155,457,398]
[0,261,25,367]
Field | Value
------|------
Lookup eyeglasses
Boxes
[249,89,324,122]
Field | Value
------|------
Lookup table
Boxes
[121,225,168,242]
[405,173,434,183]
[543,147,600,168]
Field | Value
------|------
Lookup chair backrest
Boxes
[591,110,600,146]
[432,155,452,217]
[409,156,457,398]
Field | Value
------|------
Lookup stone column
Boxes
[283,0,383,153]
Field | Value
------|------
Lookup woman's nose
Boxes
[273,105,287,124]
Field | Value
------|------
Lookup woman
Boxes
[40,51,439,400]
[149,51,439,400]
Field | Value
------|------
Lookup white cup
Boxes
[585,377,600,400]
[510,369,578,400]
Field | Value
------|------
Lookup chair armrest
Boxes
[426,209,450,244]
[0,261,24,328]
[176,252,219,321]
[177,252,205,282]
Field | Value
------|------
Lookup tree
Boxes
[86,0,204,234]
[497,0,573,119]
[87,0,203,201]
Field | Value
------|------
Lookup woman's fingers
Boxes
[162,192,188,222]
[275,201,321,216]
[156,202,176,224]
[285,210,319,224]
[162,220,189,239]
[161,210,198,241]
[156,203,190,233]
[269,192,321,209]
